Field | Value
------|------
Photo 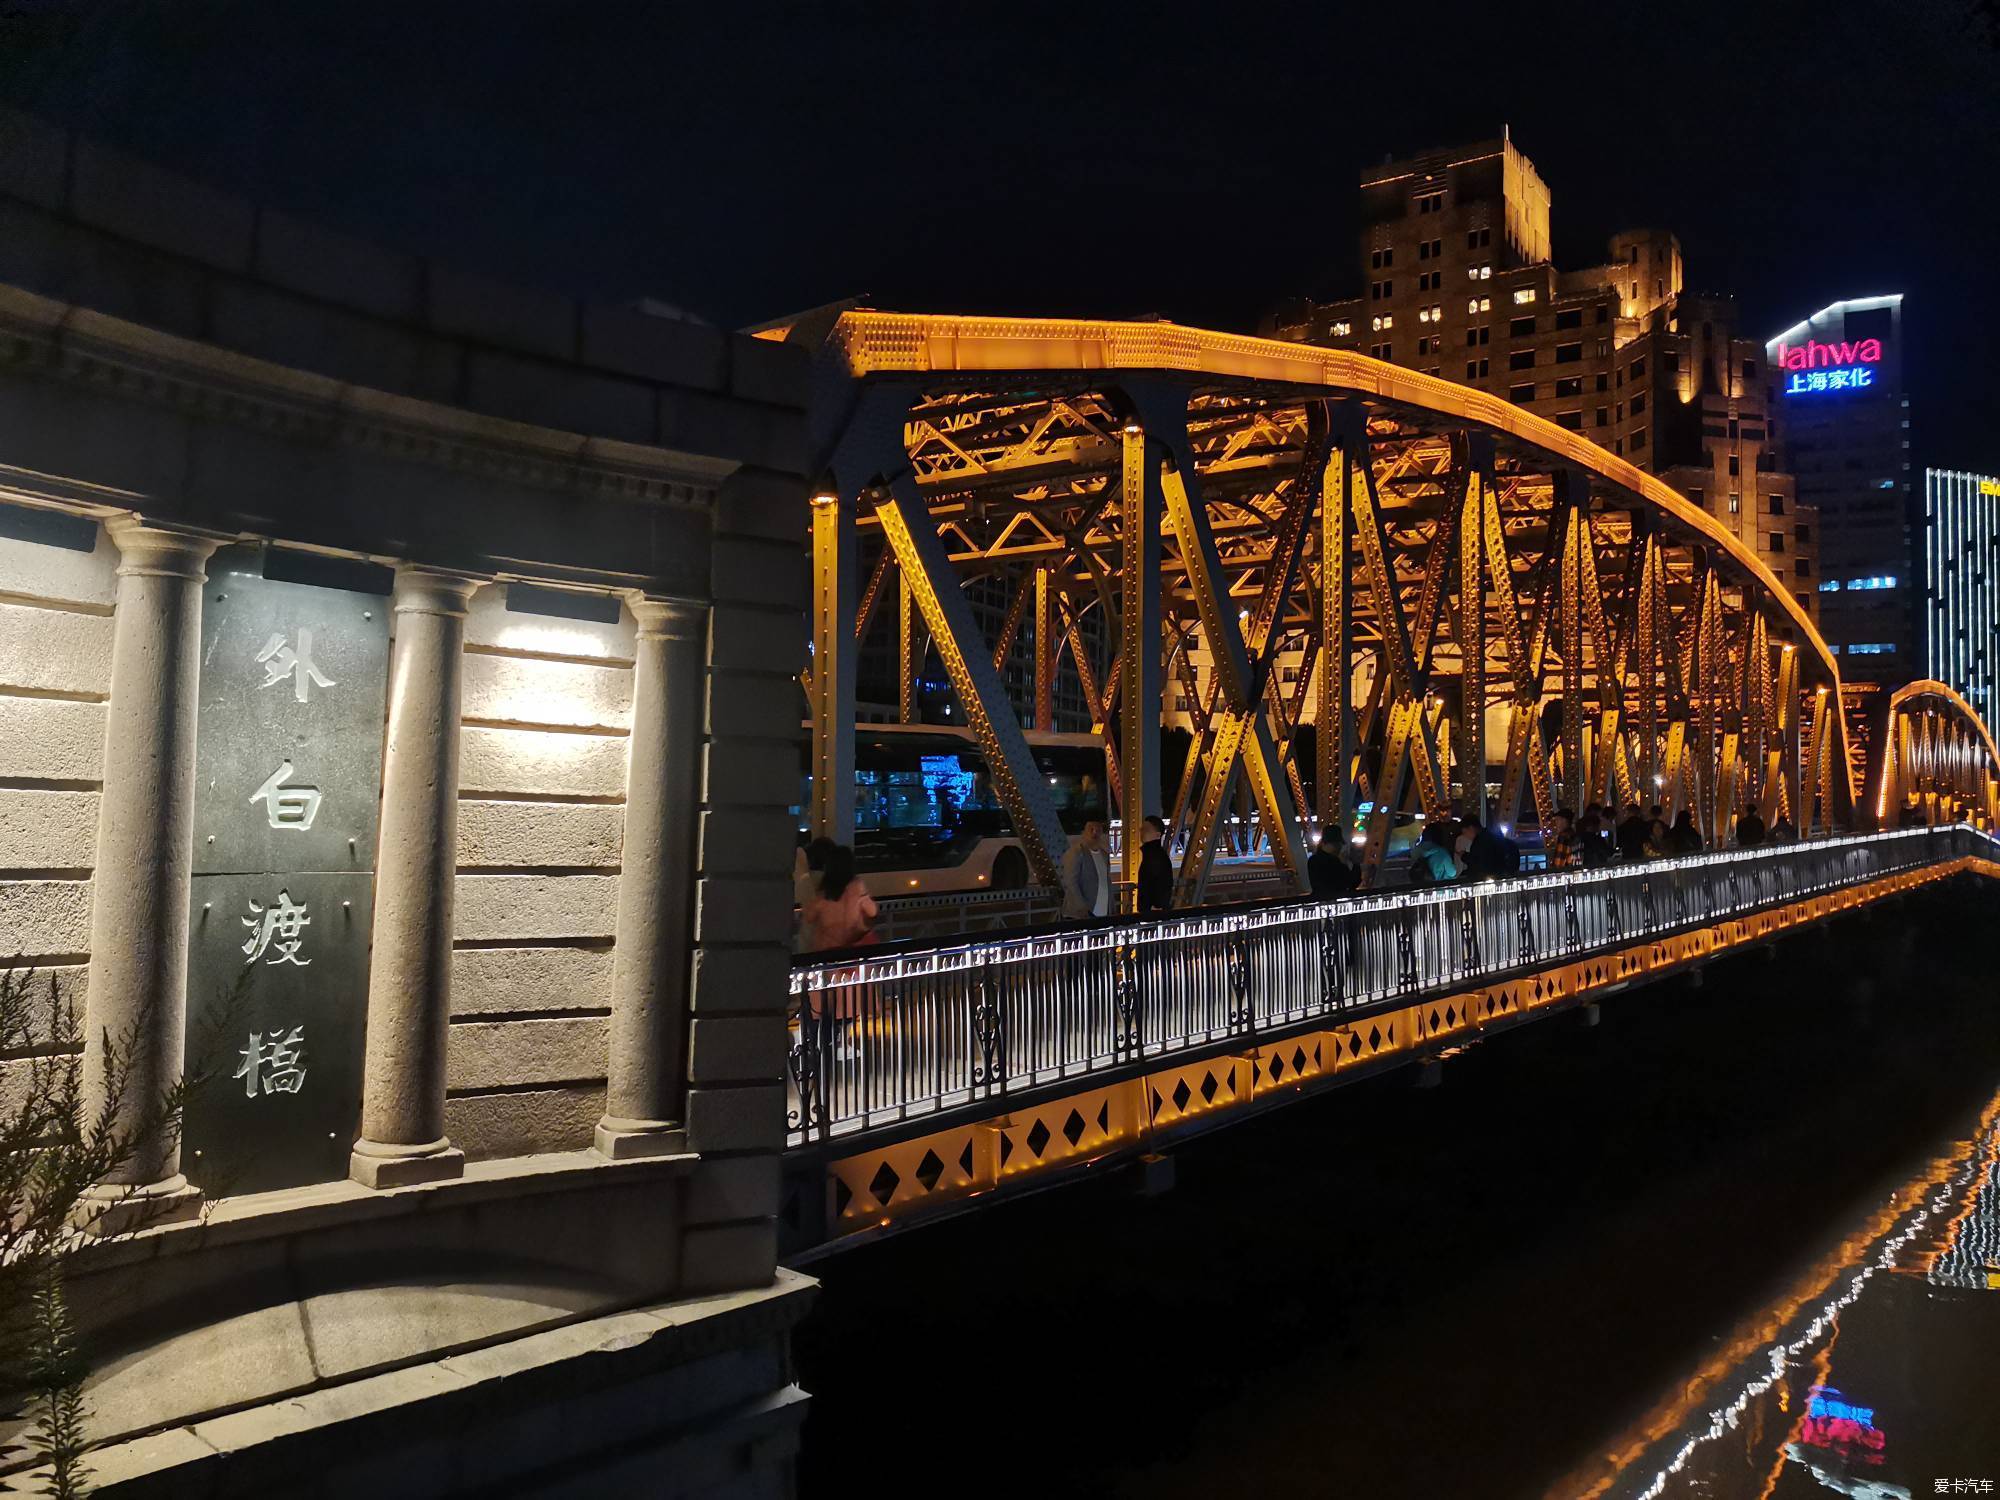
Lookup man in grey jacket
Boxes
[1060,817,1111,920]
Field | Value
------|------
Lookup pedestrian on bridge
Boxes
[1409,821,1463,884]
[804,843,879,952]
[1308,828,1360,898]
[1462,813,1521,878]
[1735,806,1767,848]
[1061,815,1112,920]
[1617,804,1650,861]
[1543,808,1579,871]
[1668,809,1703,856]
[1137,815,1175,914]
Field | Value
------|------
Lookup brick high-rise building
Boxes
[1266,133,1817,624]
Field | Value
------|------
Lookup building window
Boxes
[1596,374,1609,392]
[1465,326,1489,347]
[1509,349,1535,371]
[1631,430,1646,450]
[1418,270,1436,291]
[1629,357,1646,381]
[1555,308,1583,330]
[1595,407,1609,426]
[1848,643,1894,656]
[1465,359,1489,379]
[1330,320,1351,337]
[1510,316,1536,337]
[1688,487,1705,506]
[1466,227,1491,249]
[1556,342,1583,363]
[1795,523,1811,543]
[1371,280,1392,300]
[1510,383,1536,403]
[1555,410,1583,430]
[1664,351,1680,373]
[1743,359,1758,380]
[1467,264,1491,281]
[1513,287,1537,305]
[1555,376,1582,397]
[1728,455,1740,477]
[1768,532,1785,554]
[1794,559,1810,578]
[1371,343,1391,360]
[1769,494,1784,514]
[1631,393,1646,414]
[1415,192,1443,214]
[1466,296,1491,314]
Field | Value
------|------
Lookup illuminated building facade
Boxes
[1267,134,1816,620]
[1925,469,2000,723]
[1766,296,1913,682]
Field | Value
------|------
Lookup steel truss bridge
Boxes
[779,312,2000,1254]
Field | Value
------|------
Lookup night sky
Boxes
[3,0,1996,467]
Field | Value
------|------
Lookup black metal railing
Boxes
[787,826,1992,1149]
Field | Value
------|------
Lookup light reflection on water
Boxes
[1560,1089,2000,1499]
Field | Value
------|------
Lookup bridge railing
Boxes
[787,827,1991,1149]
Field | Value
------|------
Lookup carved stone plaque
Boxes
[183,572,388,1194]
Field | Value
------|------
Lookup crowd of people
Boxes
[796,795,1807,950]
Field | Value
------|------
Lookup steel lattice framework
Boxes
[798,313,1998,900]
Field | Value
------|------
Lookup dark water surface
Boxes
[792,882,2000,1498]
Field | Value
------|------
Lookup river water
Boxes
[792,882,2000,1498]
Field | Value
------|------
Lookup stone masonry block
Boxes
[0,963,87,1048]
[451,944,613,1018]
[710,535,808,611]
[580,304,727,389]
[697,808,797,880]
[687,1016,787,1086]
[0,106,69,211]
[1,878,92,957]
[726,335,810,408]
[0,198,206,340]
[444,1083,605,1160]
[458,800,623,869]
[70,137,255,271]
[706,669,805,742]
[0,788,98,870]
[0,601,113,697]
[461,652,633,732]
[446,1016,609,1092]
[254,207,423,322]
[714,467,811,542]
[682,1155,781,1226]
[462,350,657,446]
[658,389,810,474]
[689,946,791,1016]
[427,264,576,361]
[0,516,117,606]
[455,874,619,942]
[685,1084,785,1155]
[206,279,432,397]
[707,604,804,676]
[694,877,793,946]
[463,585,635,659]
[701,740,800,809]
[0,698,106,783]
[460,724,629,800]
[679,1219,778,1294]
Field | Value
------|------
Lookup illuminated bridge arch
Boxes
[1874,679,2000,830]
[795,312,1860,899]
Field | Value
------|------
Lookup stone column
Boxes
[350,568,481,1188]
[597,595,705,1159]
[77,520,219,1233]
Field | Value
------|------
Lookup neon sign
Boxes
[1776,336,1884,396]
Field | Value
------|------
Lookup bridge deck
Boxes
[782,827,2000,1252]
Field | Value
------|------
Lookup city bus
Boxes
[802,723,1109,896]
